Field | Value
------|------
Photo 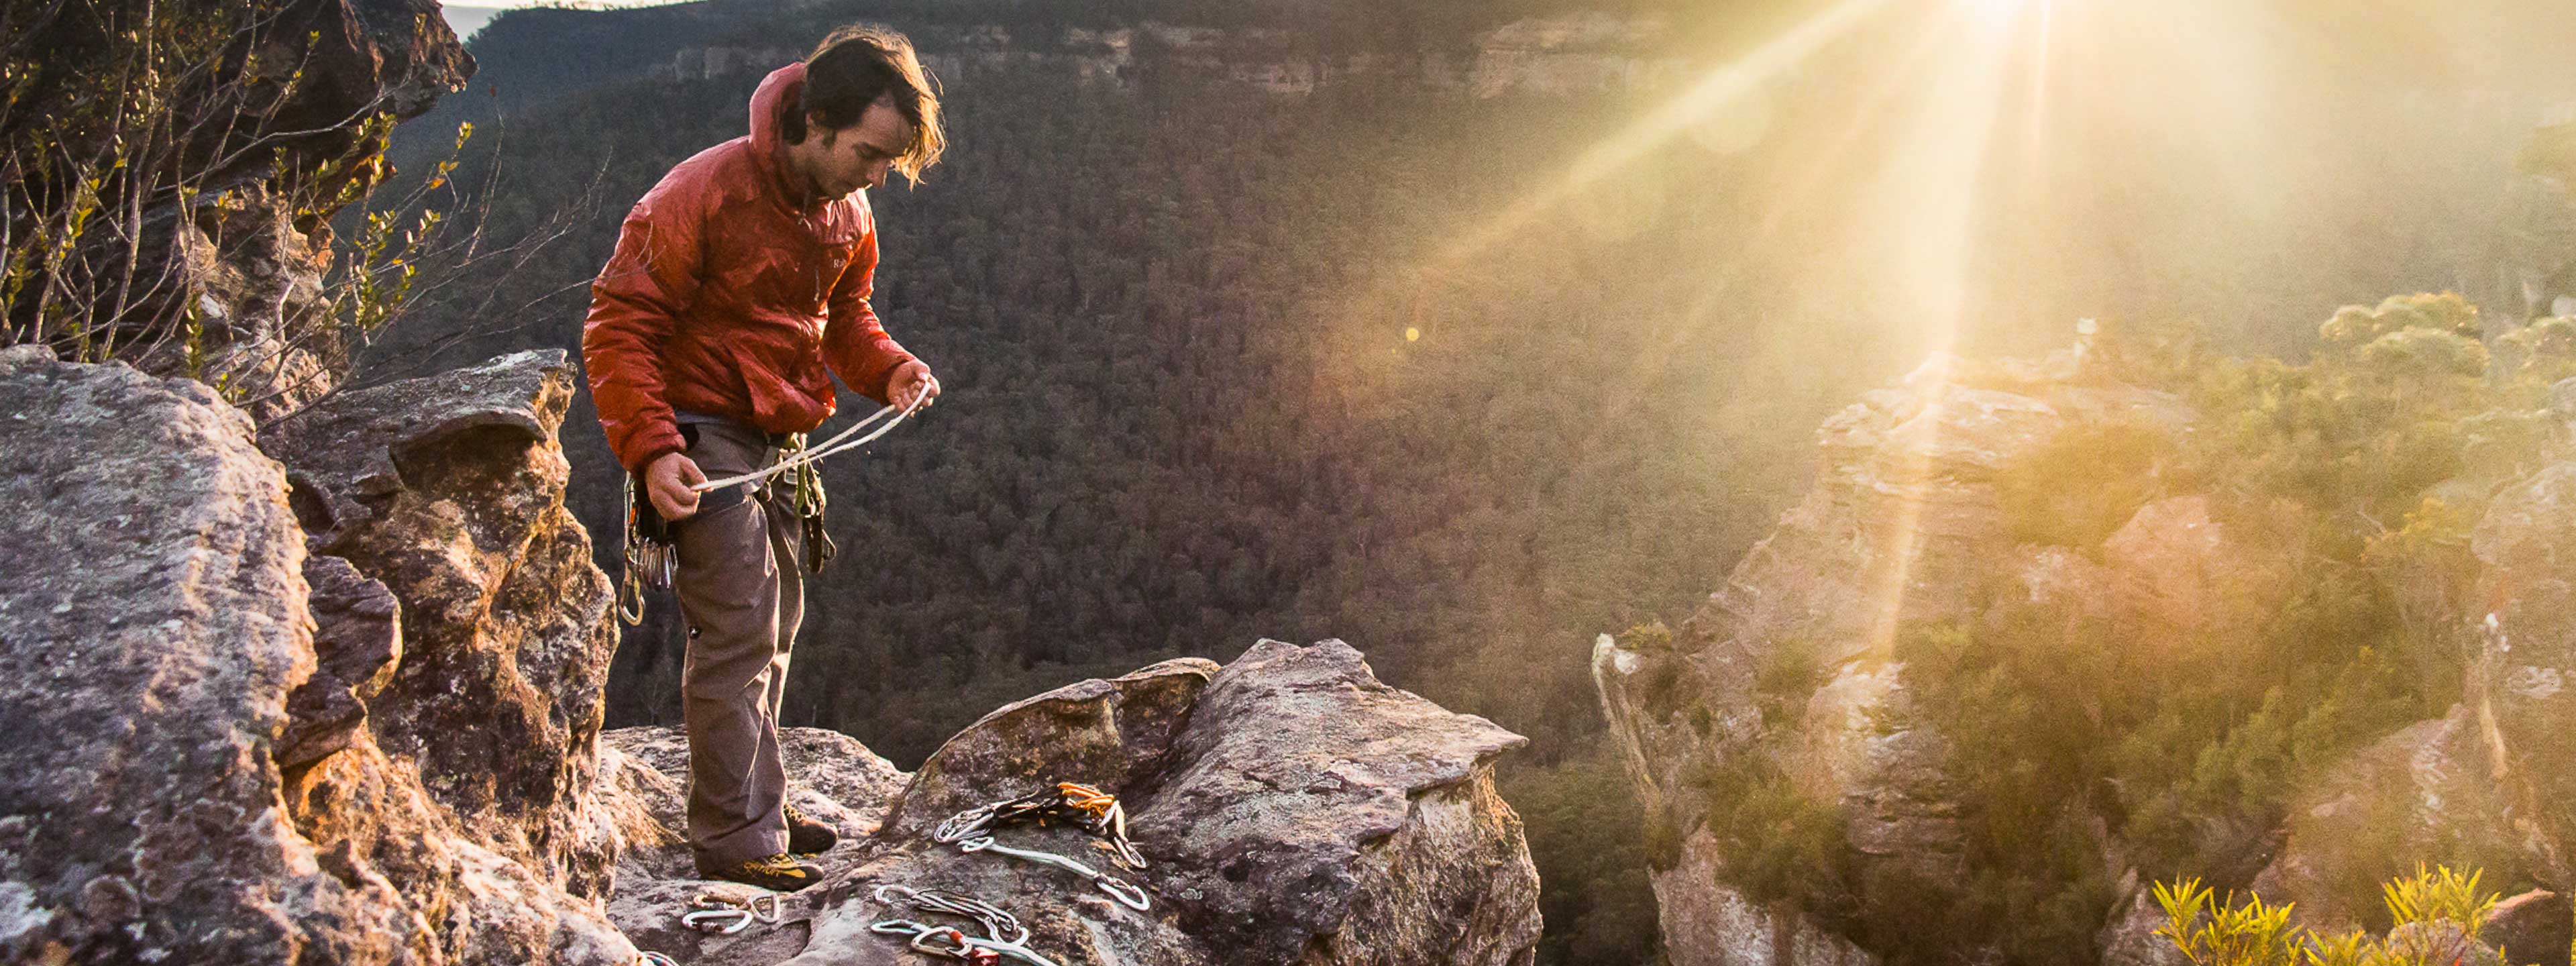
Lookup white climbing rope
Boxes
[688,388,931,494]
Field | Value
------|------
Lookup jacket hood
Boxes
[748,62,812,206]
[750,62,803,154]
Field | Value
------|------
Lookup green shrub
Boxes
[2155,865,2512,966]
[1997,419,2176,549]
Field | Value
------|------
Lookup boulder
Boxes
[2249,709,2524,934]
[2484,890,2570,966]
[609,640,1541,966]
[0,347,631,965]
[2471,461,2576,885]
[261,349,623,899]
[278,555,404,769]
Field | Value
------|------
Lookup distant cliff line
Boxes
[647,13,1701,96]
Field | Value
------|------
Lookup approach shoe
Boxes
[784,802,839,855]
[703,853,823,892]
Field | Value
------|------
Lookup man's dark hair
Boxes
[785,24,946,184]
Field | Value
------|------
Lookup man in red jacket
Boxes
[582,24,943,892]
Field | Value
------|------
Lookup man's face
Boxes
[807,97,914,199]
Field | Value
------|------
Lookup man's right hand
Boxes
[646,451,706,521]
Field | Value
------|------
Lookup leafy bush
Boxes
[1997,418,2176,549]
[2155,865,2512,966]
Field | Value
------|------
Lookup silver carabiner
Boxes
[682,908,755,934]
[956,837,1152,911]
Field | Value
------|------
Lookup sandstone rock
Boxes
[2249,709,2524,934]
[279,555,404,769]
[1597,358,2194,966]
[262,349,622,899]
[2096,878,2188,966]
[2484,890,2570,966]
[2385,920,2505,966]
[877,657,1220,843]
[601,726,909,965]
[1132,639,1537,965]
[2470,460,2576,885]
[1652,828,1877,966]
[606,641,1540,966]
[0,347,631,965]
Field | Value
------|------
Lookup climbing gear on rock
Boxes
[958,836,1152,911]
[871,920,1063,966]
[786,802,839,855]
[635,952,681,966]
[872,884,1029,946]
[682,890,787,934]
[700,853,825,893]
[934,781,1146,871]
[869,881,1053,964]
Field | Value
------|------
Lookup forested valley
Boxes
[356,1,2576,961]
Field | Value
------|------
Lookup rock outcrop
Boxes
[0,346,631,965]
[1599,347,2576,964]
[260,349,623,899]
[1594,353,2197,966]
[6,0,473,419]
[605,641,1542,966]
[3,336,1546,964]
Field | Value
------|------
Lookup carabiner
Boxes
[682,908,755,934]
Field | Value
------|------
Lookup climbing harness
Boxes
[933,782,1147,871]
[681,890,786,934]
[958,836,1152,911]
[869,883,1058,965]
[616,390,928,624]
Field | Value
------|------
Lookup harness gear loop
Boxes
[616,474,676,627]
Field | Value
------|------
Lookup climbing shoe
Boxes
[784,802,839,855]
[702,853,824,892]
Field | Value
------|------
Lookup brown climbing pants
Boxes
[670,420,806,870]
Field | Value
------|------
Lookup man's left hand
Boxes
[889,361,941,412]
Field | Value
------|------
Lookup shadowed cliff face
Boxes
[1593,349,2576,966]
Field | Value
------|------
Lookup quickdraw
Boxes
[615,473,676,627]
[680,890,786,934]
[934,781,1146,871]
[869,920,1061,966]
[873,884,1028,945]
[869,883,1057,966]
[958,836,1151,911]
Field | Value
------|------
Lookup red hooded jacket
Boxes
[583,62,917,474]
